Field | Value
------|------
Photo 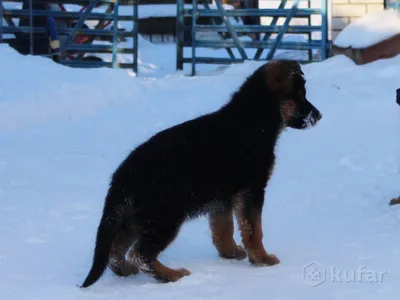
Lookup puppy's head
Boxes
[264,60,322,130]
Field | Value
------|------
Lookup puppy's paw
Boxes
[163,268,191,283]
[250,253,280,267]
[220,245,247,260]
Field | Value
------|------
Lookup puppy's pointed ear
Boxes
[264,60,302,92]
[289,61,304,79]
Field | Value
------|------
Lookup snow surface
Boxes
[1,40,400,300]
[333,9,400,48]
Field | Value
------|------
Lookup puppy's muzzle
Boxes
[311,107,322,124]
[303,103,322,128]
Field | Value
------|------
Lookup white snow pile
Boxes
[334,9,400,48]
[0,43,400,300]
[0,44,143,130]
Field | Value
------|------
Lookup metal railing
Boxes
[176,0,329,75]
[1,0,139,73]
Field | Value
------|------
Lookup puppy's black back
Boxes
[112,74,281,214]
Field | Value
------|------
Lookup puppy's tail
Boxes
[80,196,123,288]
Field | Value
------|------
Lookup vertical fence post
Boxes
[29,0,33,55]
[321,0,328,60]
[133,0,138,74]
[112,0,119,68]
[176,0,184,71]
[0,2,3,44]
[307,0,312,61]
[191,0,197,76]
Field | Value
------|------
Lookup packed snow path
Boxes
[0,49,400,299]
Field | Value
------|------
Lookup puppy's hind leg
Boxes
[127,217,191,283]
[108,221,139,277]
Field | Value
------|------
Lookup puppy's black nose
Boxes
[396,88,400,105]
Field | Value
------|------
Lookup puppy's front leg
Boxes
[209,209,247,260]
[234,189,280,266]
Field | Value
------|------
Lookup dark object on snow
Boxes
[80,60,323,288]
[389,197,400,205]
[388,89,400,206]
[82,56,103,62]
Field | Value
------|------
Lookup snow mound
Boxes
[1,36,400,299]
[334,9,400,48]
[0,44,142,130]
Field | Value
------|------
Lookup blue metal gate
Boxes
[176,0,329,75]
[0,0,139,73]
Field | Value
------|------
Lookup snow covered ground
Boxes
[1,38,400,300]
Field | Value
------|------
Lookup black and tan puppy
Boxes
[80,60,322,288]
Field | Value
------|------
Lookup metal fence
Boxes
[1,0,331,76]
[0,0,139,73]
[176,0,329,75]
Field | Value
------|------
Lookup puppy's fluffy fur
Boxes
[81,60,322,287]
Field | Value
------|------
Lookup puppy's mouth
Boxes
[288,109,322,130]
[302,110,322,129]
